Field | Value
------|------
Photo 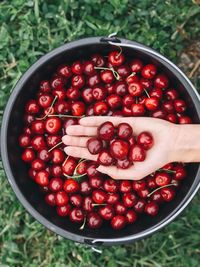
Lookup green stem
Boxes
[147,183,176,197]
[158,168,176,174]
[48,141,63,152]
[63,173,86,179]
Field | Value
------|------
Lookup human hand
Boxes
[62,116,180,180]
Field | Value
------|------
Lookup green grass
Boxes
[0,0,200,266]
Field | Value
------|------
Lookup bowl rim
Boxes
[1,36,200,246]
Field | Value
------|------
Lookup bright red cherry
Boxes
[137,131,154,150]
[57,65,71,78]
[45,117,61,134]
[70,208,84,223]
[119,180,132,193]
[51,77,64,90]
[38,93,53,108]
[178,116,192,124]
[86,163,100,177]
[100,70,114,84]
[122,94,135,108]
[99,205,114,220]
[141,64,157,79]
[31,121,45,134]
[31,158,45,171]
[50,164,62,176]
[126,210,138,224]
[130,59,143,72]
[25,100,40,114]
[155,172,171,186]
[129,145,146,162]
[35,170,49,186]
[83,61,95,76]
[87,212,102,229]
[87,74,101,87]
[93,101,108,115]
[174,99,187,113]
[19,134,31,147]
[132,180,146,191]
[161,187,175,202]
[92,86,107,101]
[115,202,127,215]
[63,178,79,193]
[66,86,80,100]
[145,97,159,111]
[62,157,77,176]
[71,61,83,75]
[111,215,126,230]
[49,177,63,192]
[51,149,64,164]
[103,179,118,193]
[22,148,35,162]
[91,54,105,67]
[131,103,145,116]
[110,139,129,160]
[55,100,71,114]
[70,194,83,207]
[82,87,94,103]
[154,74,169,88]
[31,135,46,151]
[107,193,119,205]
[114,81,128,96]
[108,51,125,66]
[134,199,146,213]
[71,101,85,116]
[92,189,107,204]
[89,175,103,189]
[123,192,137,207]
[145,201,159,216]
[57,204,71,217]
[107,94,122,110]
[45,193,56,206]
[71,75,85,89]
[83,196,93,212]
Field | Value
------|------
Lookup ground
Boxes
[0,1,200,266]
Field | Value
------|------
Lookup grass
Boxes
[0,0,200,266]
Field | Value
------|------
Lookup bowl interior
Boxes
[6,40,200,242]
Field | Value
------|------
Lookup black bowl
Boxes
[1,37,200,246]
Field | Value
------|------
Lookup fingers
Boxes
[79,116,127,127]
[62,135,89,147]
[66,125,97,136]
[64,146,97,161]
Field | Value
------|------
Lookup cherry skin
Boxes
[155,172,171,186]
[100,70,114,84]
[57,204,71,217]
[66,86,80,100]
[130,59,143,73]
[24,114,35,125]
[128,82,143,97]
[145,97,159,111]
[62,157,77,176]
[55,191,69,206]
[25,100,40,114]
[71,101,85,116]
[141,64,157,79]
[151,191,164,204]
[115,202,127,215]
[86,163,100,177]
[122,94,135,108]
[87,74,101,87]
[92,86,107,101]
[126,73,139,84]
[126,210,138,224]
[99,205,114,220]
[103,179,118,193]
[162,101,174,114]
[137,188,150,199]
[92,189,107,204]
[165,89,179,100]
[108,51,125,66]
[49,177,63,192]
[31,158,45,171]
[119,180,132,193]
[131,103,145,116]
[87,137,103,155]
[51,149,64,164]
[93,101,108,115]
[70,194,83,207]
[97,149,114,166]
[31,136,46,151]
[134,199,146,213]
[132,180,146,191]
[82,87,94,103]
[152,109,166,119]
[22,148,35,162]
[50,164,62,176]
[117,158,131,169]
[31,121,45,134]
[137,131,154,150]
[19,134,31,147]
[107,193,120,205]
[83,60,95,76]
[46,135,61,148]
[178,116,192,124]
[129,145,146,162]
[166,113,177,123]
[70,208,84,223]
[80,180,92,195]
[35,170,49,186]
[91,54,105,67]
[117,64,131,77]
[57,64,71,78]
[146,177,157,189]
[55,100,71,114]
[45,193,56,206]
[117,122,133,139]
[150,88,163,100]
[45,117,61,134]
[173,165,186,180]
[154,74,169,88]
[51,77,64,90]
[111,215,126,230]
[107,94,122,110]
[145,201,159,216]
[174,99,187,113]
[97,121,115,141]
[83,196,94,212]
[40,80,51,93]
[71,75,85,89]
[114,81,128,96]
[38,93,53,108]
[161,187,175,202]
[75,161,88,175]
[110,139,129,160]
[63,178,79,193]
[52,89,65,100]
[122,192,137,207]
[71,61,83,75]
[87,212,102,229]
[89,175,103,189]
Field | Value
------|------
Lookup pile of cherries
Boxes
[87,121,153,168]
[19,48,190,230]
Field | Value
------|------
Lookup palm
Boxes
[62,116,177,180]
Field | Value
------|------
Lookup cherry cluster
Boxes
[19,48,191,230]
[87,121,153,168]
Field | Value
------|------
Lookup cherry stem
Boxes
[47,114,85,118]
[62,155,69,167]
[74,159,88,175]
[36,95,58,120]
[144,89,150,98]
[116,45,122,58]
[159,168,176,174]
[92,203,107,207]
[79,217,86,230]
[48,141,63,152]
[127,72,136,79]
[63,173,86,179]
[147,183,176,197]
[94,66,120,80]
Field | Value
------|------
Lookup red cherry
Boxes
[93,101,108,115]
[129,145,146,162]
[40,80,51,93]
[22,148,35,162]
[89,175,103,189]
[46,135,61,148]
[87,138,103,155]
[117,123,133,139]
[108,51,125,66]
[115,202,127,215]
[38,93,53,108]
[55,100,71,114]
[51,149,64,164]
[126,210,138,224]
[83,196,93,212]
[132,180,146,191]
[71,61,83,75]
[107,193,119,205]
[87,212,102,229]
[155,172,171,186]
[111,215,126,230]
[49,177,63,192]
[174,99,187,113]
[103,179,118,193]
[165,89,179,100]
[70,194,83,207]
[114,81,128,96]
[62,157,77,176]
[50,164,62,177]
[45,193,56,206]
[76,161,88,175]
[71,75,85,89]
[166,113,177,123]
[107,94,122,110]
[128,136,136,146]
[162,101,174,114]
[99,205,114,220]
[150,88,163,100]
[119,180,132,193]
[63,118,77,131]
[57,204,71,217]
[92,86,107,101]
[45,117,61,134]
[28,168,37,179]
[146,177,157,189]
[63,179,79,193]
[66,87,80,100]
[152,109,166,119]
[83,61,95,76]
[31,135,46,151]
[151,191,164,204]
[35,170,49,186]
[137,188,149,198]
[178,116,192,124]
[86,163,100,177]
[81,87,94,103]
[126,74,139,84]
[141,64,157,79]
[31,121,45,134]
[91,54,105,67]
[145,97,159,111]
[134,199,146,213]
[154,74,169,88]
[145,201,159,216]
[100,70,114,84]
[19,134,31,147]
[86,105,95,116]
[51,77,64,90]
[57,65,71,78]
[117,64,131,77]
[70,208,84,223]
[110,139,129,160]
[97,149,114,166]
[31,158,45,171]
[23,126,32,135]
[131,103,145,116]
[24,114,35,125]
[25,100,40,114]
[87,74,101,87]
[97,121,115,141]
[130,59,143,73]
[71,101,85,116]
[92,189,107,204]
[55,190,69,206]
[173,165,186,180]
[161,187,175,202]
[80,180,92,195]
[117,158,131,169]
[105,83,115,94]
[122,192,137,207]
[122,94,135,108]
[52,89,65,100]
[137,131,154,150]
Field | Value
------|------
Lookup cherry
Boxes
[111,215,126,230]
[173,165,186,180]
[100,70,114,84]
[71,75,85,89]
[31,135,46,151]
[40,80,51,93]
[81,87,94,103]
[107,193,119,205]
[91,54,105,67]
[126,210,138,224]
[178,116,192,124]
[114,81,128,96]
[122,192,137,207]
[71,61,83,75]
[38,94,53,108]
[70,208,84,223]
[31,121,45,134]
[62,157,77,176]
[174,99,187,113]
[25,100,40,114]
[97,149,114,166]
[151,191,163,204]
[87,138,103,155]
[57,65,71,78]
[115,202,127,215]
[145,97,159,111]
[161,187,175,202]
[131,103,145,116]
[86,163,100,177]
[89,175,103,189]
[110,139,129,160]
[120,180,132,193]
[52,89,65,100]
[86,105,95,116]
[93,101,108,115]
[51,149,64,164]
[83,196,93,212]
[154,74,169,88]
[122,94,134,108]
[117,64,131,77]
[46,135,61,148]
[45,193,56,206]
[76,161,88,175]
[66,87,80,100]
[108,51,125,66]
[130,59,143,73]
[80,180,92,195]
[117,158,131,169]
[22,148,35,162]
[19,134,31,147]
[87,74,101,87]
[50,164,62,177]
[55,100,71,114]
[83,61,95,76]
[35,170,49,186]
[71,101,85,116]
[137,188,150,198]
[24,114,35,125]
[128,82,143,97]
[103,179,118,193]
[92,86,107,100]
[107,94,122,110]
[162,101,174,114]
[152,109,166,119]
[137,131,154,150]
[45,117,61,134]
[129,145,146,162]
[97,121,115,141]
[117,123,133,139]
[29,168,37,179]
[165,89,179,100]
[105,83,115,94]
[134,199,146,213]
[146,177,157,189]
[57,204,71,217]
[51,77,64,90]
[132,180,146,191]
[166,113,177,123]
[70,194,83,207]
[145,201,159,216]
[31,158,45,171]
[155,172,171,186]
[150,88,163,100]
[99,205,114,220]
[92,189,107,204]
[63,178,79,193]
[126,73,139,84]
[87,212,102,229]
[23,126,32,135]
[141,64,157,79]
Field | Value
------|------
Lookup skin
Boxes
[62,116,200,180]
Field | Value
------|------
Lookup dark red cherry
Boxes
[166,113,177,123]
[162,101,174,114]
[71,61,83,75]
[51,77,64,90]
[63,118,77,131]
[97,121,115,141]
[87,137,103,155]
[117,64,131,77]
[97,149,114,166]
[62,157,77,176]
[50,164,62,176]
[107,94,122,110]
[123,192,137,207]
[110,139,129,160]
[92,86,107,100]
[119,180,132,193]
[31,135,46,151]
[152,109,166,119]
[45,193,56,206]
[49,177,63,192]
[83,61,95,76]
[87,74,101,87]
[103,179,118,193]
[93,101,108,115]
[165,89,179,100]
[91,54,105,67]
[51,149,64,164]
[57,65,71,78]
[122,94,135,108]
[131,103,145,116]
[117,158,131,169]
[114,81,128,96]
[99,204,114,220]
[126,210,138,224]
[129,145,146,162]
[108,51,125,66]
[150,88,163,100]
[70,208,84,223]
[174,99,187,113]
[80,180,92,195]
[24,114,35,125]
[52,89,65,100]
[40,80,51,93]
[76,161,88,175]
[115,202,127,215]
[55,100,71,114]
[86,105,95,116]
[89,175,103,189]
[173,165,186,180]
[57,204,71,217]
[178,116,192,124]
[46,135,61,148]
[86,162,100,177]
[45,117,61,134]
[117,123,133,139]
[151,191,164,204]
[38,94,53,108]
[71,75,85,89]
[100,70,114,84]
[126,73,139,84]
[31,121,45,134]
[111,215,126,230]
[107,193,119,205]
[154,74,169,88]
[141,64,157,79]
[137,188,150,198]
[35,170,49,186]
[122,106,133,116]
[128,82,143,97]
[161,187,175,202]
[19,134,31,147]
[134,199,146,213]
[82,87,94,103]
[132,180,146,191]
[70,194,83,207]
[25,100,40,114]
[66,86,80,100]
[145,201,159,216]
[87,212,102,229]
[146,177,157,189]
[130,59,143,73]
[83,196,93,212]
[137,131,154,150]
[22,148,35,162]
